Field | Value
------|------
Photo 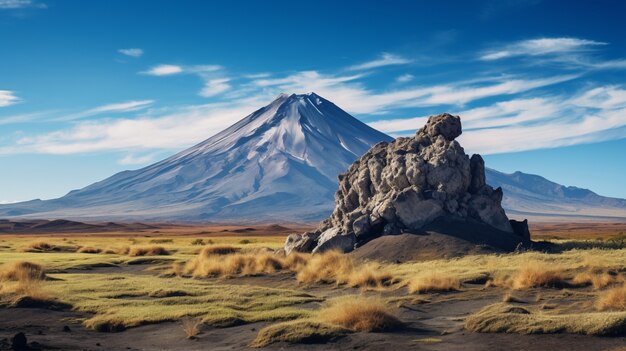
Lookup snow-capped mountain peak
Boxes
[0,93,392,221]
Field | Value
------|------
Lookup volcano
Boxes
[1,93,391,222]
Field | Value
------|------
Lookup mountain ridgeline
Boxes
[0,93,391,221]
[0,93,624,222]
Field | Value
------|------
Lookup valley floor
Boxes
[0,223,626,350]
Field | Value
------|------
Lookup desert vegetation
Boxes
[2,229,626,349]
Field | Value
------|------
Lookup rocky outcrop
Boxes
[284,113,531,255]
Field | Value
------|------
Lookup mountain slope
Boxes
[0,93,392,221]
[486,168,626,221]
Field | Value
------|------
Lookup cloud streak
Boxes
[0,90,19,107]
[0,0,45,9]
[480,37,606,61]
[348,53,412,71]
[142,64,183,76]
[118,48,143,58]
[369,85,626,155]
[57,100,154,121]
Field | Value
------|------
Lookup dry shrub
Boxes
[282,253,309,271]
[128,246,170,257]
[294,250,384,287]
[572,272,619,290]
[183,249,393,288]
[77,246,102,254]
[0,261,46,281]
[185,252,285,277]
[487,262,567,290]
[317,296,403,332]
[511,263,567,289]
[200,245,240,256]
[21,241,56,252]
[190,239,205,246]
[0,261,49,302]
[149,239,173,244]
[597,285,626,310]
[181,317,201,339]
[104,246,130,255]
[408,273,461,293]
[346,264,393,289]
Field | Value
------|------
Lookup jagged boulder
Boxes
[285,113,531,254]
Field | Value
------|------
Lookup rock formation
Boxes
[285,113,530,255]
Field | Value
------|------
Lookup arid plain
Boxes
[1,221,626,350]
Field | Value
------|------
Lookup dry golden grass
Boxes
[0,261,52,305]
[317,296,403,332]
[0,261,46,281]
[183,249,392,288]
[77,246,102,254]
[21,241,59,252]
[465,303,626,336]
[293,251,392,288]
[486,262,567,290]
[181,317,201,339]
[184,252,285,277]
[572,271,620,290]
[128,246,170,257]
[597,285,626,310]
[407,273,461,294]
[103,246,130,255]
[199,244,240,256]
[251,320,346,348]
[510,262,567,290]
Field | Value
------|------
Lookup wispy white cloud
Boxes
[2,97,269,155]
[248,70,578,114]
[0,0,45,9]
[368,85,626,155]
[142,64,228,96]
[480,37,606,61]
[0,90,19,107]
[200,78,231,97]
[119,153,158,165]
[57,100,154,121]
[396,74,414,83]
[348,53,412,71]
[118,48,143,58]
[142,64,183,76]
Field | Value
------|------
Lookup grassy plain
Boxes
[1,223,626,350]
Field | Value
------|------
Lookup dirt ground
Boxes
[1,222,626,350]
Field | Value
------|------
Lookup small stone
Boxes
[11,332,27,350]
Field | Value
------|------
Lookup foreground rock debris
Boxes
[285,113,530,254]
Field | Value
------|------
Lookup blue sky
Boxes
[1,0,625,202]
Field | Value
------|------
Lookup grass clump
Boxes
[251,319,346,347]
[149,239,173,244]
[21,241,75,253]
[407,273,461,293]
[465,303,626,336]
[184,252,284,277]
[190,239,205,246]
[200,244,240,256]
[181,317,202,339]
[0,261,61,308]
[572,271,620,290]
[0,261,46,281]
[317,296,403,332]
[251,295,401,347]
[77,246,102,254]
[486,262,567,290]
[597,285,626,310]
[128,246,170,257]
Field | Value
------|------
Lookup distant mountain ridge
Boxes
[0,93,624,222]
[486,169,626,221]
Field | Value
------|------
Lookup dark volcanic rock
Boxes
[285,113,531,255]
